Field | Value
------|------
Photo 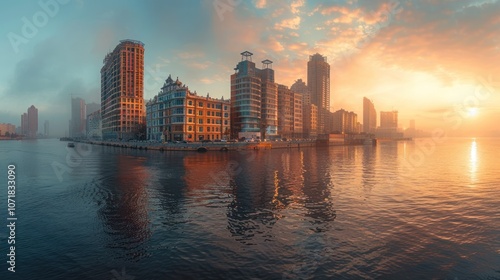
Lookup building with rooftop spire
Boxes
[230,51,278,140]
[146,75,230,142]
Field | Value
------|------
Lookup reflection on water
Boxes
[1,138,499,279]
[96,154,152,261]
[470,139,478,183]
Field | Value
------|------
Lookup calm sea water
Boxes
[0,138,499,279]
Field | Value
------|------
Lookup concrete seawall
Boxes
[79,140,317,152]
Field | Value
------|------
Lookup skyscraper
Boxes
[291,78,315,138]
[230,51,278,140]
[363,97,377,134]
[307,53,330,134]
[101,39,145,140]
[44,120,49,137]
[27,105,38,138]
[70,97,86,138]
[380,111,398,129]
[21,113,28,136]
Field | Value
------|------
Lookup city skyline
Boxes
[1,0,499,137]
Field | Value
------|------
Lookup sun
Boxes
[467,107,478,117]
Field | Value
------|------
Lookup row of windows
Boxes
[148,117,229,126]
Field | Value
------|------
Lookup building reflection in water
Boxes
[97,153,152,261]
[302,147,336,233]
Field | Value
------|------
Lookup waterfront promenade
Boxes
[78,139,317,152]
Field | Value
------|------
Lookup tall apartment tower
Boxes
[257,60,278,138]
[230,51,278,140]
[363,97,377,134]
[27,105,38,138]
[70,97,86,138]
[21,113,28,136]
[307,53,330,134]
[44,120,49,137]
[101,39,145,140]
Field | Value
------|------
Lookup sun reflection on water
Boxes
[469,138,477,184]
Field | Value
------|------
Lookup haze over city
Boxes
[1,0,498,137]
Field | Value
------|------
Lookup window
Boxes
[198,102,204,107]
[198,111,203,116]
[199,127,203,132]
[188,100,193,106]
[224,105,228,110]
[207,127,210,132]
[188,109,193,114]
[198,119,203,124]
[224,113,229,118]
[188,126,193,131]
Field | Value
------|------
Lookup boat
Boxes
[67,142,75,148]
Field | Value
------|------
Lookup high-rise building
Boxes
[87,110,102,139]
[146,75,230,142]
[292,79,316,138]
[378,111,401,138]
[27,105,38,138]
[86,102,100,116]
[44,120,49,137]
[230,51,278,140]
[380,111,398,129]
[70,97,86,138]
[307,53,330,134]
[291,78,310,106]
[21,113,28,136]
[277,84,303,139]
[293,92,303,138]
[332,109,358,134]
[101,39,145,140]
[258,60,278,138]
[363,97,377,134]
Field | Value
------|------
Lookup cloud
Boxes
[254,0,267,9]
[177,51,205,59]
[274,16,301,30]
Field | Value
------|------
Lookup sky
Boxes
[0,0,499,137]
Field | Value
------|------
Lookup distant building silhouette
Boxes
[44,120,49,137]
[101,39,145,140]
[363,97,377,134]
[378,111,403,138]
[332,109,359,134]
[70,97,86,138]
[27,105,38,138]
[86,110,102,139]
[21,113,28,136]
[0,123,16,137]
